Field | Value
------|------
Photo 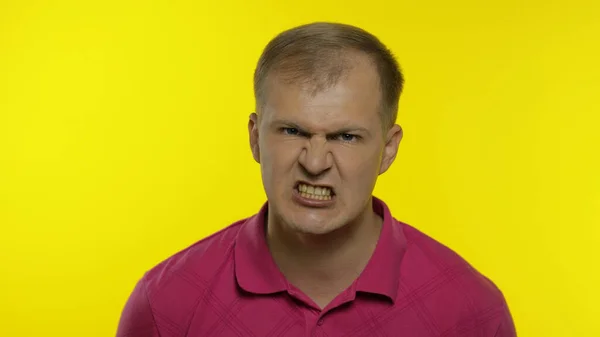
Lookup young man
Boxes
[117,22,516,336]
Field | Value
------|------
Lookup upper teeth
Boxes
[298,184,331,196]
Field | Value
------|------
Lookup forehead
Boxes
[261,55,382,130]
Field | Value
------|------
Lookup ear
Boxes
[248,113,260,163]
[379,124,403,175]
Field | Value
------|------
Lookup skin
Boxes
[248,52,403,308]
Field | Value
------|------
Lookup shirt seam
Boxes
[493,301,510,337]
[493,320,502,337]
[141,275,162,337]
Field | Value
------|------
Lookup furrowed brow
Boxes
[271,119,371,137]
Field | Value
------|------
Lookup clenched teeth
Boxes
[297,183,333,201]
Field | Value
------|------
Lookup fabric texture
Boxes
[117,197,516,337]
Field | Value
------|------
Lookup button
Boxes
[317,318,324,326]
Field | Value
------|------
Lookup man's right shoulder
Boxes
[142,217,250,294]
[116,217,252,337]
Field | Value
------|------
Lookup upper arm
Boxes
[493,304,517,337]
[116,278,161,337]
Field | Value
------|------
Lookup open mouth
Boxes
[295,182,335,201]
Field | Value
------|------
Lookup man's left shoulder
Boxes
[396,221,514,334]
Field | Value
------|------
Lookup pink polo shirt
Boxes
[117,198,516,336]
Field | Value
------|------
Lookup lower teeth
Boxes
[300,192,331,200]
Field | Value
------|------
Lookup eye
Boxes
[282,127,299,135]
[339,133,358,142]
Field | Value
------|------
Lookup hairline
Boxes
[254,50,396,133]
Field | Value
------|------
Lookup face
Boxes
[248,54,403,236]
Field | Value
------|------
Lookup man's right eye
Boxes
[282,127,299,135]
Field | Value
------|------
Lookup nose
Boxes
[298,135,333,176]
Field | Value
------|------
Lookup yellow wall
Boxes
[1,1,598,336]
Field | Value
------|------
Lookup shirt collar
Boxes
[234,202,288,294]
[355,197,406,302]
[234,197,407,302]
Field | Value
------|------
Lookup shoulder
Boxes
[397,221,513,335]
[117,218,251,336]
[142,217,249,293]
[400,221,506,303]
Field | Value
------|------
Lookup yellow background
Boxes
[1,0,598,336]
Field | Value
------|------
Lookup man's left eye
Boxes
[340,134,357,142]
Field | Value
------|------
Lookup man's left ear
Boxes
[379,124,403,175]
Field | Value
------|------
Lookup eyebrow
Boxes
[270,119,372,136]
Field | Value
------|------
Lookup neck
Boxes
[266,203,382,307]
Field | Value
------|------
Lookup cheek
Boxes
[338,149,381,187]
[261,139,301,181]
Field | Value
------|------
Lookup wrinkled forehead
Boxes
[260,59,382,131]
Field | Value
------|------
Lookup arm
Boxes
[116,278,161,337]
[494,304,517,337]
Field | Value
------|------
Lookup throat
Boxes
[290,261,364,308]
[279,247,371,310]
[266,213,383,309]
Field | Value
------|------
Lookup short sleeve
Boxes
[494,303,517,337]
[116,277,160,337]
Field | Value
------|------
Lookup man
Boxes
[117,22,516,336]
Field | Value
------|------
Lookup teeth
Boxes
[297,184,333,200]
[301,192,331,201]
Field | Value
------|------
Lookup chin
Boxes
[269,193,352,235]
[293,224,334,236]
[288,214,345,236]
[292,226,337,237]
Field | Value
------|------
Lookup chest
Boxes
[181,294,440,337]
